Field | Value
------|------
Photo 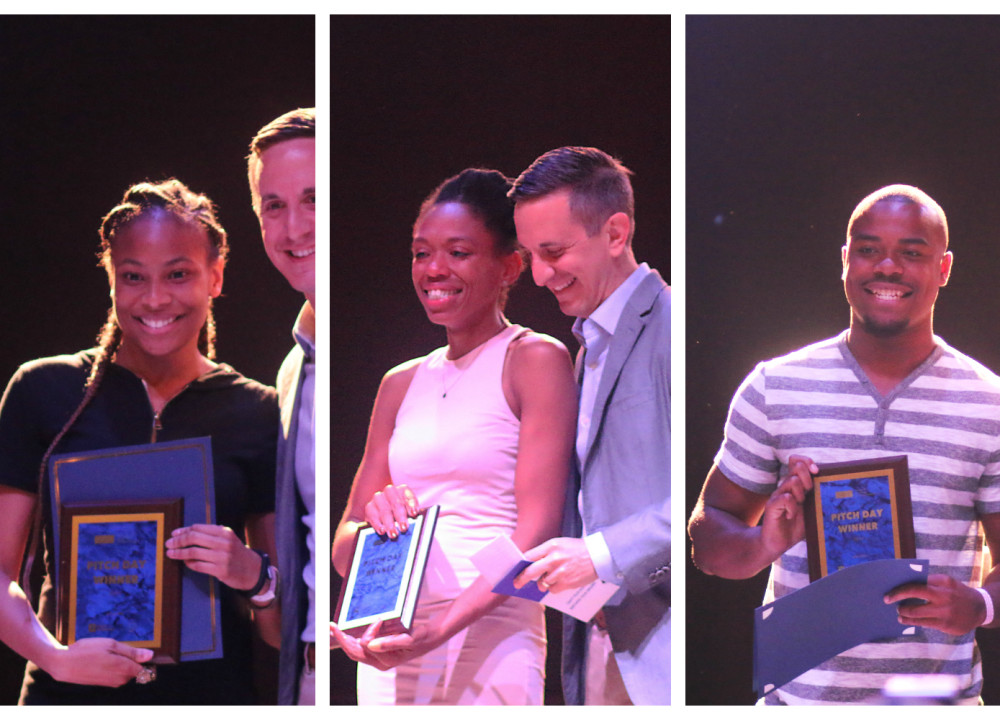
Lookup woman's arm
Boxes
[244,512,281,647]
[333,334,577,669]
[503,334,577,554]
[332,360,419,577]
[0,486,152,686]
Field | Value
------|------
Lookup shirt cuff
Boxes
[584,531,621,585]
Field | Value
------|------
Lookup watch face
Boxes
[251,565,278,606]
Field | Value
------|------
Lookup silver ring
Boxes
[136,666,156,684]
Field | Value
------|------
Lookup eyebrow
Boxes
[412,236,473,246]
[851,233,930,246]
[117,256,196,267]
[260,186,315,200]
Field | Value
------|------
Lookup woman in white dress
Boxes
[332,168,577,704]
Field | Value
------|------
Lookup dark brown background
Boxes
[687,14,1000,706]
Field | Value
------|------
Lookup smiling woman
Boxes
[0,179,281,705]
[331,168,579,705]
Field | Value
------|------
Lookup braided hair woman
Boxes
[0,179,280,704]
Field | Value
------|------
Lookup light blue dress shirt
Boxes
[572,262,651,586]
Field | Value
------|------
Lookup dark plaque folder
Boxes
[49,437,222,662]
[334,505,440,638]
[804,456,916,582]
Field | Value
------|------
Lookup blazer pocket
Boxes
[607,391,652,414]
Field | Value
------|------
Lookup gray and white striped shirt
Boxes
[716,331,1000,705]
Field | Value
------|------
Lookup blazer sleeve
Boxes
[586,280,670,596]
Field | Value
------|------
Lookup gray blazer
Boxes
[562,269,670,705]
[275,333,310,705]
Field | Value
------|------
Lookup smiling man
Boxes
[509,146,670,705]
[688,185,1000,704]
[247,107,316,705]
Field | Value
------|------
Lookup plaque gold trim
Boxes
[804,456,915,582]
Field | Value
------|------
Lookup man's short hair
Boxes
[847,183,949,248]
[509,146,635,241]
[247,107,315,214]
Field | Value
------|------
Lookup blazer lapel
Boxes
[580,271,666,471]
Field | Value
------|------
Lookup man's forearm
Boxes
[688,504,778,580]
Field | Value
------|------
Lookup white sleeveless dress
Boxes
[356,324,546,705]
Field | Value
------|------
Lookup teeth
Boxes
[289,248,314,258]
[870,289,905,299]
[552,278,575,292]
[141,317,177,329]
[426,289,458,300]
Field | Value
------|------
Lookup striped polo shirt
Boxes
[715,331,1000,705]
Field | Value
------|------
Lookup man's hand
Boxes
[885,574,990,636]
[512,537,598,593]
[760,455,817,557]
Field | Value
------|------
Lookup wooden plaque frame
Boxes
[804,456,915,582]
[57,498,183,663]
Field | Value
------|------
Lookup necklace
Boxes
[441,324,509,398]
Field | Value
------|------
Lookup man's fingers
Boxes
[514,559,549,588]
[523,539,554,563]
[885,581,934,605]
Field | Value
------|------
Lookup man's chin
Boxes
[858,317,910,338]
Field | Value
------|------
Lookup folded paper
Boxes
[753,558,929,697]
[472,534,619,622]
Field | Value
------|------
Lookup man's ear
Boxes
[939,250,953,287]
[605,212,631,257]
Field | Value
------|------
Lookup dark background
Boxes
[330,15,670,705]
[0,15,313,704]
[687,15,1000,705]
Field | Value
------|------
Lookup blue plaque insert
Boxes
[71,516,162,644]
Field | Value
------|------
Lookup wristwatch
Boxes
[251,564,279,608]
[243,549,278,608]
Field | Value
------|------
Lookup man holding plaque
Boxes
[689,185,1000,704]
[248,107,317,705]
[510,147,670,705]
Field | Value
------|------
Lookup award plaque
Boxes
[804,456,915,581]
[57,499,182,663]
[49,437,222,661]
[334,505,439,638]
